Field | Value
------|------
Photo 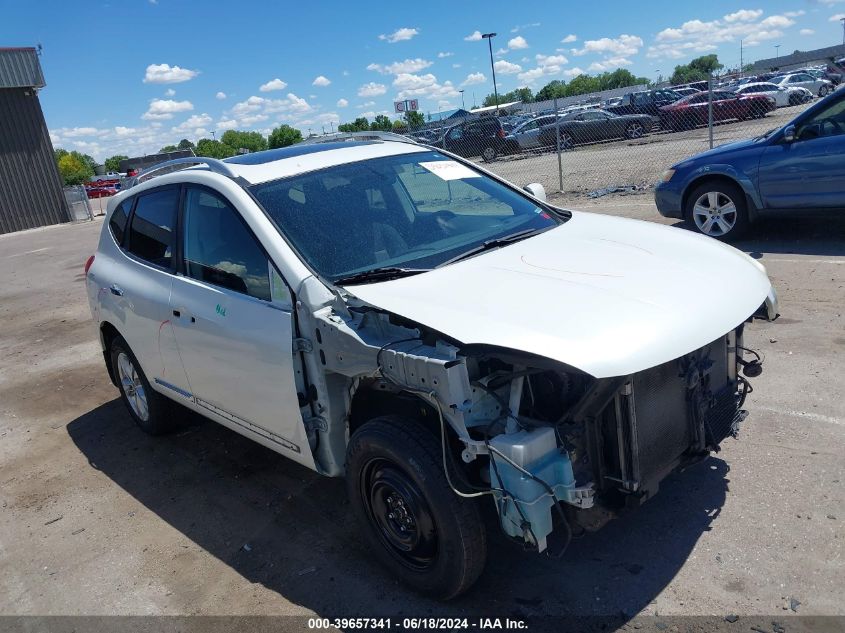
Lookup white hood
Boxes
[346,212,774,378]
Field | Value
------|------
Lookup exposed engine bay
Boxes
[296,300,763,556]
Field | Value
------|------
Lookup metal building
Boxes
[0,47,70,234]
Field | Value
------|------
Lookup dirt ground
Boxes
[0,198,843,625]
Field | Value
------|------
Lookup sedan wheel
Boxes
[481,146,497,162]
[819,85,830,97]
[625,122,644,139]
[558,131,575,150]
[685,182,750,242]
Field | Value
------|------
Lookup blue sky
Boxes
[2,0,844,161]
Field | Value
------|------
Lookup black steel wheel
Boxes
[346,416,487,599]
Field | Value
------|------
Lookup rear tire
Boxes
[481,146,497,162]
[684,181,750,241]
[110,335,176,435]
[819,84,830,97]
[558,131,575,150]
[346,416,487,599]
[625,122,645,139]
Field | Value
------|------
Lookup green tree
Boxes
[267,124,302,149]
[370,115,393,131]
[195,138,236,159]
[536,80,568,102]
[159,144,178,153]
[104,155,128,173]
[671,54,723,85]
[481,87,534,107]
[563,74,601,97]
[220,130,268,153]
[404,111,424,130]
[177,138,196,152]
[392,119,408,132]
[56,151,94,185]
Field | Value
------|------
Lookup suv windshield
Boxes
[250,150,564,282]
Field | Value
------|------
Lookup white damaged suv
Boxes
[86,133,778,599]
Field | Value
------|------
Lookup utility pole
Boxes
[482,33,499,114]
[459,89,465,109]
[740,40,743,78]
[841,17,845,46]
[775,44,781,64]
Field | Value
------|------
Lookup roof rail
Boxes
[128,156,239,188]
[297,131,418,145]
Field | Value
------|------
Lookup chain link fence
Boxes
[63,185,93,222]
[437,81,837,205]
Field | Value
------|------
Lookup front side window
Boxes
[250,151,563,281]
[127,188,179,267]
[182,188,271,300]
[796,96,845,141]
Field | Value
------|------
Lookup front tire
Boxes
[625,121,645,139]
[481,146,497,162]
[819,84,830,97]
[346,416,487,599]
[684,181,750,241]
[110,335,176,435]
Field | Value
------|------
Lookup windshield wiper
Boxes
[438,227,550,268]
[333,267,431,286]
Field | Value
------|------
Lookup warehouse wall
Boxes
[0,87,70,234]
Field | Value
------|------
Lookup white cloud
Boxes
[649,10,800,58]
[141,98,193,121]
[493,60,522,74]
[392,73,459,100]
[379,27,419,43]
[464,30,483,41]
[820,0,844,4]
[561,34,577,43]
[516,54,570,85]
[829,13,845,21]
[172,113,213,134]
[461,72,486,86]
[724,9,763,22]
[784,10,806,17]
[367,58,433,74]
[510,22,540,33]
[164,88,176,97]
[312,75,331,86]
[508,36,528,50]
[588,57,633,72]
[358,82,387,97]
[574,34,643,57]
[452,63,462,68]
[61,126,101,138]
[114,126,137,137]
[799,28,815,35]
[215,91,227,100]
[143,63,199,84]
[563,67,585,78]
[437,51,453,58]
[536,53,568,66]
[336,98,349,107]
[217,119,238,131]
[259,78,288,92]
[495,48,509,56]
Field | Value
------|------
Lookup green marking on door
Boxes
[216,304,227,317]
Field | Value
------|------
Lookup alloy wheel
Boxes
[481,146,496,162]
[117,352,149,422]
[626,123,644,139]
[692,191,738,237]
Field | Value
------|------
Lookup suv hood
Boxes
[675,137,763,165]
[346,212,773,378]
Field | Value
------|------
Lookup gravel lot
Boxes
[0,169,843,625]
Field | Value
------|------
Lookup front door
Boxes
[758,95,845,209]
[168,185,315,469]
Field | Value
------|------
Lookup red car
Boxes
[659,90,775,131]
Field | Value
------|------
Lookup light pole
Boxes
[654,69,661,85]
[775,44,781,64]
[459,89,465,109]
[841,17,844,46]
[481,32,499,114]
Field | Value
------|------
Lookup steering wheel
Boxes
[822,118,845,135]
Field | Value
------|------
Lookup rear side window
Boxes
[182,187,271,301]
[127,188,179,268]
[109,199,132,245]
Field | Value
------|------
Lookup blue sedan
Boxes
[655,87,845,240]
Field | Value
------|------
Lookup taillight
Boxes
[497,128,506,139]
[84,255,95,275]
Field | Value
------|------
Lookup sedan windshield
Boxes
[250,150,565,282]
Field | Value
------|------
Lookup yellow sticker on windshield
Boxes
[418,160,480,181]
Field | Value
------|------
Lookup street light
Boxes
[481,32,499,114]
[775,44,781,62]
[459,89,465,109]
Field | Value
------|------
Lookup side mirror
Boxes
[782,124,796,143]
[523,182,547,202]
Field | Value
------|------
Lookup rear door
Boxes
[102,186,191,396]
[168,185,315,468]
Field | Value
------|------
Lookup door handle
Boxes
[109,284,124,296]
[173,309,196,324]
